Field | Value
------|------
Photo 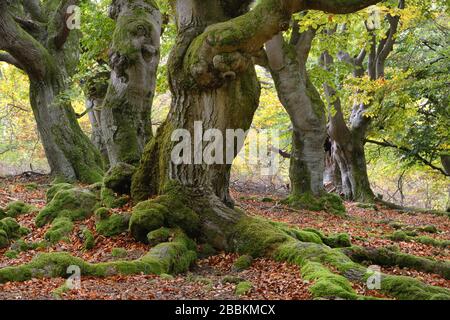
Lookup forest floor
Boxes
[0,173,448,300]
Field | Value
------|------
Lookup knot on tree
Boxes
[213,52,251,80]
[191,51,251,88]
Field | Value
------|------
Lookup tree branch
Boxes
[0,4,47,79]
[366,139,448,176]
[52,0,80,50]
[0,52,24,70]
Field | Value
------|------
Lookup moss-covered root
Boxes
[100,162,136,209]
[0,230,197,284]
[0,217,22,248]
[4,201,34,218]
[36,187,98,227]
[95,207,130,237]
[282,192,346,216]
[231,216,450,300]
[275,240,450,300]
[343,246,450,280]
[388,231,449,249]
[129,189,200,243]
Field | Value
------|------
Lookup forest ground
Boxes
[0,173,448,300]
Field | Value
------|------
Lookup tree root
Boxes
[0,230,196,284]
[376,199,449,218]
[342,246,450,280]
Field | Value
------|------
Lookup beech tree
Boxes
[0,0,104,183]
[130,0,381,248]
[322,0,405,202]
[100,0,162,166]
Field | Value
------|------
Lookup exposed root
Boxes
[342,246,450,280]
[376,198,449,218]
[0,230,196,284]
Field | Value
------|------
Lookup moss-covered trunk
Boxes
[29,71,104,183]
[100,0,162,166]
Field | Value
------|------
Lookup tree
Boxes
[265,26,328,199]
[130,0,381,249]
[0,0,104,183]
[321,0,405,202]
[100,0,162,166]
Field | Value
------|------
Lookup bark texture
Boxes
[266,27,327,197]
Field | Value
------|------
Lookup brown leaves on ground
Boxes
[0,175,449,300]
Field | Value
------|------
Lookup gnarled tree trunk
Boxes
[0,0,104,183]
[131,0,381,249]
[100,0,162,166]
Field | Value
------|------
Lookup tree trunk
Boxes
[84,71,110,163]
[100,0,162,166]
[0,0,104,183]
[29,72,104,183]
[131,0,383,249]
[266,29,327,197]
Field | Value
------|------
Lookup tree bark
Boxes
[100,0,162,166]
[265,28,327,197]
[0,1,104,183]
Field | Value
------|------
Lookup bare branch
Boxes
[366,139,448,176]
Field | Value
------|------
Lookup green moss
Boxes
[19,227,31,236]
[235,281,252,296]
[344,246,450,280]
[82,229,95,250]
[0,208,6,220]
[323,233,352,248]
[10,239,46,252]
[52,282,71,299]
[389,230,409,241]
[418,225,438,234]
[46,183,73,202]
[0,229,8,248]
[147,227,172,246]
[283,192,346,216]
[44,217,74,243]
[4,250,19,259]
[0,217,21,247]
[5,201,33,218]
[376,274,450,300]
[129,184,201,242]
[24,183,38,191]
[96,213,130,237]
[36,188,98,227]
[233,216,288,257]
[261,197,274,203]
[233,255,253,271]
[111,247,127,259]
[103,162,136,195]
[301,261,358,299]
[355,202,377,210]
[160,273,174,280]
[94,207,110,220]
[100,186,129,209]
[285,228,323,244]
[0,231,196,284]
